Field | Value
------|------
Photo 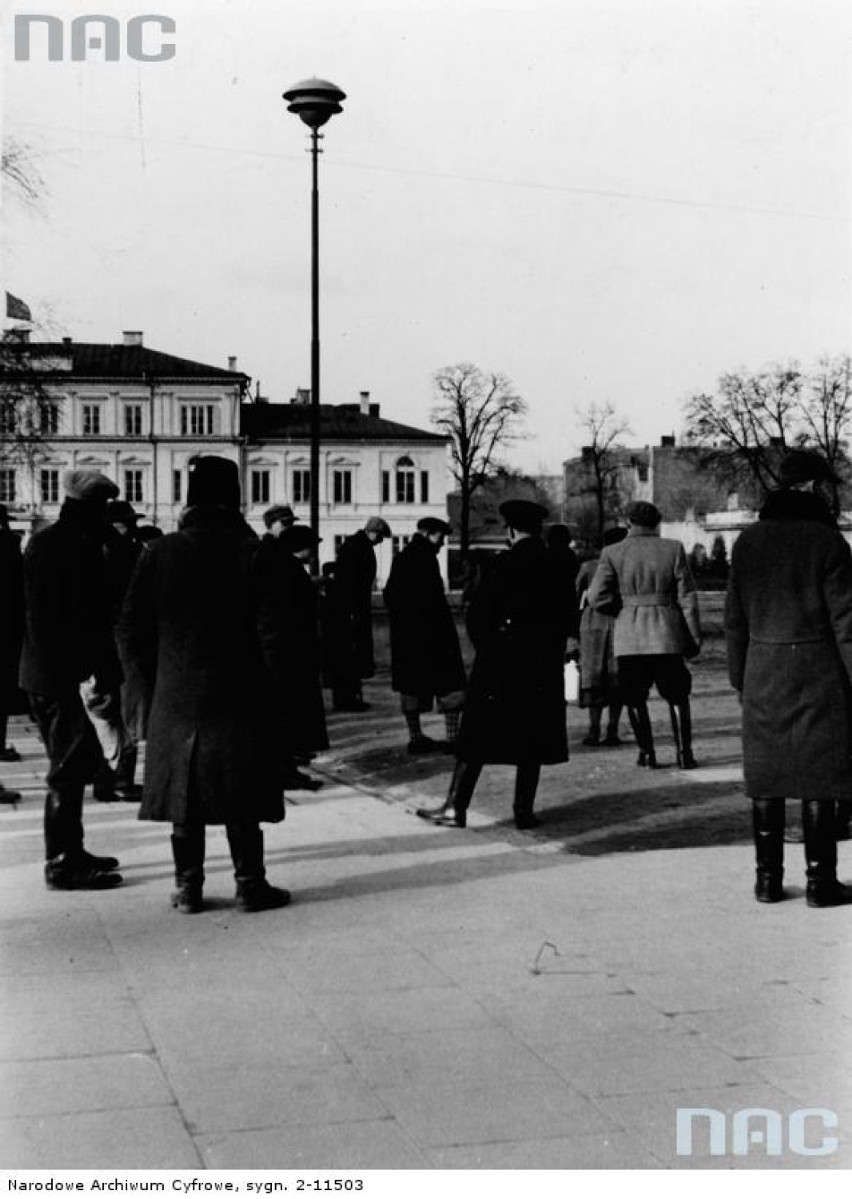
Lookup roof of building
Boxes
[5,340,246,383]
[241,402,447,444]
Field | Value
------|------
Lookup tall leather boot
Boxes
[170,826,205,913]
[603,704,623,746]
[44,787,121,889]
[628,703,656,768]
[417,760,482,828]
[513,762,542,829]
[803,799,852,907]
[583,706,603,746]
[669,701,698,769]
[752,798,785,902]
[226,823,291,912]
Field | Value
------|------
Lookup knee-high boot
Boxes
[752,798,785,903]
[170,825,205,913]
[417,760,482,828]
[803,800,852,907]
[627,702,656,768]
[513,763,542,829]
[226,824,291,911]
[669,700,697,769]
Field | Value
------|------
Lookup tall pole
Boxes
[310,128,320,575]
[282,77,346,575]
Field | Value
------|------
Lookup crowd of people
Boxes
[1,446,851,911]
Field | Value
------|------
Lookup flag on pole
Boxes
[5,292,32,321]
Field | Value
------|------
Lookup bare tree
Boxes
[576,401,632,544]
[683,357,852,509]
[431,363,527,558]
[2,137,45,210]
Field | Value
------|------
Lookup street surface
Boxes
[1,635,851,1170]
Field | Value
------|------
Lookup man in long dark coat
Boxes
[328,516,391,711]
[19,471,123,888]
[0,504,24,805]
[418,500,570,830]
[254,522,329,791]
[118,456,290,914]
[725,449,852,907]
[383,517,465,753]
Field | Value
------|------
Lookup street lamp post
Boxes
[283,77,346,573]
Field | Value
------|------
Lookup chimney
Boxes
[292,387,310,406]
[62,336,72,345]
[228,355,237,372]
[660,435,675,448]
[369,402,380,417]
[123,331,143,347]
[359,390,370,416]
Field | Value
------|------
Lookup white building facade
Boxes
[0,333,451,584]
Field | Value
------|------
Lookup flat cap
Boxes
[626,501,662,528]
[417,516,452,536]
[64,470,119,503]
[779,449,839,486]
[499,499,547,534]
[186,456,241,509]
[365,516,392,537]
[263,504,296,529]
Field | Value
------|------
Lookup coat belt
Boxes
[621,596,675,608]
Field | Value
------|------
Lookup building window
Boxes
[40,469,59,505]
[381,471,390,503]
[250,469,271,506]
[124,404,143,436]
[395,457,416,504]
[124,470,144,504]
[82,404,102,435]
[0,407,15,436]
[391,535,413,557]
[293,469,311,504]
[420,471,429,504]
[0,469,15,504]
[180,404,218,436]
[333,469,352,505]
[172,469,182,504]
[40,403,60,435]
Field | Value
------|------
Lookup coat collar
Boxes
[759,488,836,526]
[626,525,660,539]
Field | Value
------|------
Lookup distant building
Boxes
[0,333,451,584]
[242,389,450,583]
[562,435,765,555]
[0,330,247,531]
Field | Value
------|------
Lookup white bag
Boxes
[563,660,580,704]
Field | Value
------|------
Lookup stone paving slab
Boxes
[1,713,851,1171]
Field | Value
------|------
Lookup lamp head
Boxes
[283,78,346,129]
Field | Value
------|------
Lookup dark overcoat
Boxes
[725,488,852,800]
[253,537,329,754]
[456,536,570,765]
[117,506,284,826]
[19,502,121,697]
[0,528,25,711]
[383,534,465,699]
[333,530,378,678]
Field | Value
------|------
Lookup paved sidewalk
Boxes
[1,712,851,1170]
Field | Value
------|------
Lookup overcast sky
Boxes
[2,0,850,472]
